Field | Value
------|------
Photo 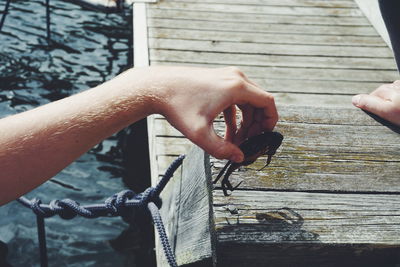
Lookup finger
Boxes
[238,83,279,131]
[223,105,237,142]
[237,104,254,128]
[352,94,395,119]
[199,125,244,163]
[371,85,397,100]
[392,80,400,88]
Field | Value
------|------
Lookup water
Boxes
[0,1,153,266]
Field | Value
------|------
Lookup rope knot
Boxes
[105,190,135,216]
[30,198,48,218]
[139,187,162,209]
[57,199,94,219]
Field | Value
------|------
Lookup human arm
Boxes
[352,80,400,126]
[0,66,278,204]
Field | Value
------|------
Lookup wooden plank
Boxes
[155,136,192,156]
[149,38,392,58]
[214,190,400,266]
[149,2,363,17]
[151,61,399,83]
[150,49,397,70]
[148,19,377,36]
[211,123,400,193]
[157,146,216,266]
[166,0,358,8]
[155,105,393,131]
[147,8,368,26]
[148,28,386,47]
[251,79,383,95]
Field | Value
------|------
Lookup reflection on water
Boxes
[0,0,147,266]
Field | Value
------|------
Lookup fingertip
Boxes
[352,94,363,107]
[351,94,393,120]
[229,150,244,163]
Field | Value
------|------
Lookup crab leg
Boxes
[213,160,232,184]
[221,165,243,196]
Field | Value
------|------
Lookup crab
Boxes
[213,131,283,196]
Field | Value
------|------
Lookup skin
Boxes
[0,66,278,205]
[352,80,400,126]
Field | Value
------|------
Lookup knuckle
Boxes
[265,92,275,102]
[228,77,246,90]
[227,66,246,78]
[227,66,241,74]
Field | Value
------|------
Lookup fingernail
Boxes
[352,95,361,106]
[230,154,243,163]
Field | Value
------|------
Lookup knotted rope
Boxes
[18,154,185,267]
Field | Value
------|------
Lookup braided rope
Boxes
[17,154,185,267]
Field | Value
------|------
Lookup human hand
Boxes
[148,66,278,163]
[352,80,400,126]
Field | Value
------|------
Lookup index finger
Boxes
[236,82,278,131]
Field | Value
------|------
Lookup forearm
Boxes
[0,68,157,205]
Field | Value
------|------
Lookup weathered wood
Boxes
[150,49,397,70]
[144,0,400,266]
[148,28,386,47]
[148,8,368,26]
[151,61,398,83]
[149,38,393,58]
[154,104,400,193]
[148,19,377,37]
[165,0,358,8]
[149,2,363,17]
[156,146,216,266]
[251,79,384,95]
[214,190,400,266]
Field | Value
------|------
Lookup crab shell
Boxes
[238,131,284,166]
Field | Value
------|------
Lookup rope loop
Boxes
[105,190,135,216]
[138,187,161,209]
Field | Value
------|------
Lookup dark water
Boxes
[0,1,153,266]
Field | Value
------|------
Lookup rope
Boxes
[17,154,185,267]
[36,216,48,267]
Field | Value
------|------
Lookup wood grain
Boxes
[150,2,363,17]
[214,190,400,266]
[148,18,376,36]
[148,8,368,26]
[150,49,396,70]
[156,146,216,266]
[148,28,386,47]
[165,0,358,8]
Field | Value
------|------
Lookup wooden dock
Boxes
[133,0,400,266]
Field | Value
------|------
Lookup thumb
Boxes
[352,94,392,118]
[199,125,244,163]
